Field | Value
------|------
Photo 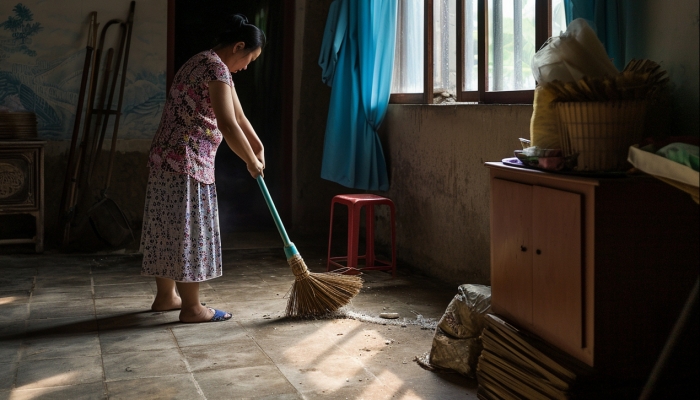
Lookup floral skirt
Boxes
[140,168,222,282]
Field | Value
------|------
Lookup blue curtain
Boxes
[564,0,625,70]
[318,0,397,191]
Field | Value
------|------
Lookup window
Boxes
[391,0,567,104]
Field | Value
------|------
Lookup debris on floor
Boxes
[334,310,438,330]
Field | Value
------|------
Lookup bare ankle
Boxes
[151,295,182,311]
[179,305,214,323]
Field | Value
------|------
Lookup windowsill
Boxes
[388,102,534,107]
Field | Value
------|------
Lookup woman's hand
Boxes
[256,149,265,170]
[247,158,264,179]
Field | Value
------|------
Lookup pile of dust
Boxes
[321,309,439,331]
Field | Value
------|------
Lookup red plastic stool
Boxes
[327,194,396,277]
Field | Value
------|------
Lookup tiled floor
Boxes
[0,233,478,399]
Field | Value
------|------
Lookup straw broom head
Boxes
[285,254,363,317]
[254,176,362,317]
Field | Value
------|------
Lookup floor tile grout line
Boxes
[243,321,305,397]
[329,320,388,389]
[169,328,208,400]
[10,274,36,392]
[243,317,389,396]
[25,274,36,323]
[97,321,110,397]
[91,263,110,398]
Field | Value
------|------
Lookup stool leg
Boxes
[365,205,375,268]
[327,201,336,272]
[347,203,361,270]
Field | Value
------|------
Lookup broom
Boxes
[256,176,363,317]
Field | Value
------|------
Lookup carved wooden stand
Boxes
[0,140,45,252]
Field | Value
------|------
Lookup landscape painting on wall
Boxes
[0,0,167,140]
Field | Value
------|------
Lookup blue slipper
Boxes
[209,308,232,322]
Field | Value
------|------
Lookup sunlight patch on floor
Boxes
[375,370,420,399]
[0,296,19,305]
[14,372,79,391]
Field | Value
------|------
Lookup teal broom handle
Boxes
[256,175,299,258]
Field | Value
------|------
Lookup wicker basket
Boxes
[557,101,647,171]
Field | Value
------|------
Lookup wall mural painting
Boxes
[0,1,167,140]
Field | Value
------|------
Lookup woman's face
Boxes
[228,42,262,74]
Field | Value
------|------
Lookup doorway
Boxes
[168,0,293,233]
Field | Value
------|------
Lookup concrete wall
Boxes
[625,0,699,138]
[378,105,531,286]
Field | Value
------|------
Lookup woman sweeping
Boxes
[140,14,265,323]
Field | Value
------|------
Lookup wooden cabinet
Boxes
[492,179,584,359]
[486,162,699,380]
[0,140,45,252]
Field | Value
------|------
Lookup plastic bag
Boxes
[530,19,618,150]
[437,284,491,338]
[424,284,491,377]
[427,330,481,377]
[532,18,618,85]
[530,85,561,149]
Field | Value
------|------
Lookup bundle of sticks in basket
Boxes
[543,59,669,102]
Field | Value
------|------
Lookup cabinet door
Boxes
[532,185,583,356]
[491,178,533,326]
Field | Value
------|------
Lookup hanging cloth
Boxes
[318,0,397,191]
[564,0,625,71]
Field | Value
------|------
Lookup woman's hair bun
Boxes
[230,13,248,29]
[214,13,265,50]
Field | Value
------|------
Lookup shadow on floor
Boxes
[0,232,478,399]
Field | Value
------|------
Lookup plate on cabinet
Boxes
[501,158,628,178]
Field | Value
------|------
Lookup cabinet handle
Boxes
[520,245,527,252]
[536,249,541,255]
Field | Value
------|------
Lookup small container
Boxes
[519,138,531,150]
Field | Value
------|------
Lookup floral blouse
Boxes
[148,50,232,184]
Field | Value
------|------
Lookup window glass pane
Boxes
[551,0,567,36]
[392,0,424,94]
[462,0,478,91]
[434,0,456,97]
[487,0,536,91]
